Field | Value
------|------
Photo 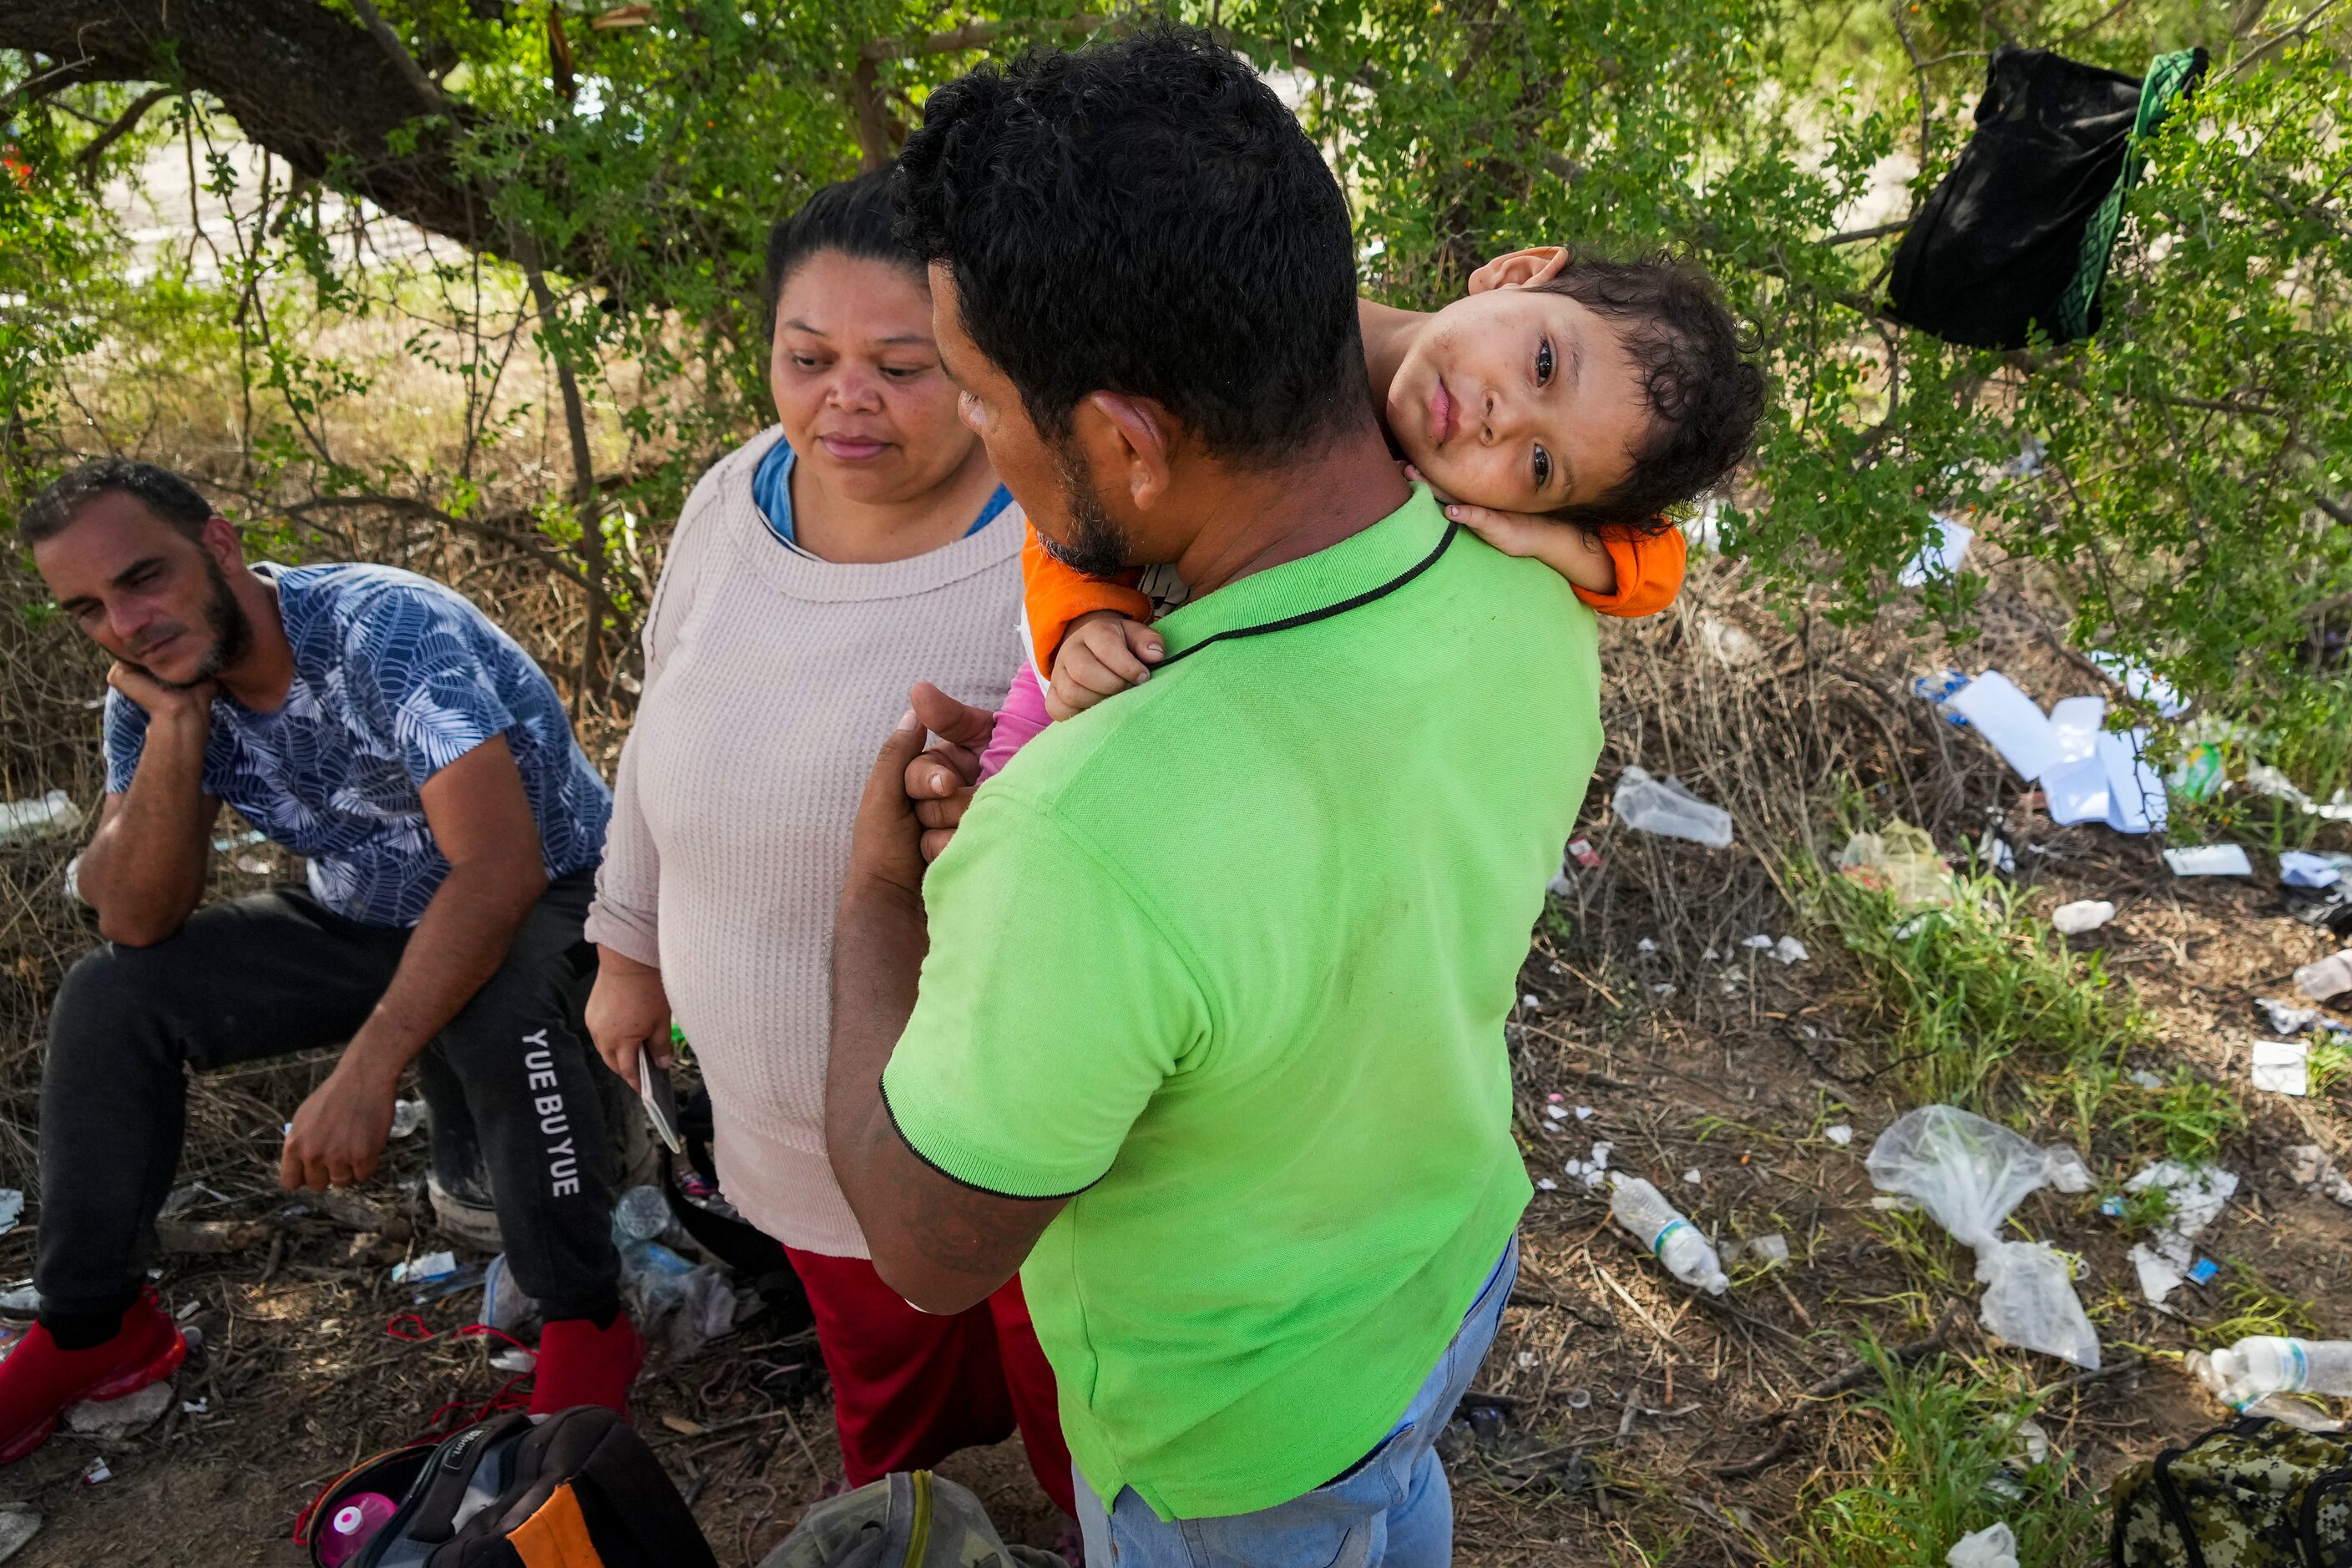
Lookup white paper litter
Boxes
[2089,651,2189,718]
[1742,933,1774,949]
[1699,617,1764,666]
[0,791,83,845]
[2131,1070,2166,1088]
[2285,1145,2352,1208]
[1899,514,1974,588]
[390,1250,458,1286]
[1824,1124,1855,1146]
[1946,670,2064,781]
[1948,1521,2021,1568]
[1576,1105,1594,1120]
[1636,938,1658,953]
[2164,844,2253,878]
[2051,899,2116,934]
[1535,1178,1558,1191]
[65,1378,173,1438]
[1774,935,1809,965]
[1978,824,2016,875]
[2251,1039,2310,1097]
[2279,850,2347,889]
[2123,1160,2238,1305]
[2295,950,2352,1001]
[1682,1168,1703,1186]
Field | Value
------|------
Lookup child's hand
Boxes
[1046,610,1165,722]
[1440,499,1617,597]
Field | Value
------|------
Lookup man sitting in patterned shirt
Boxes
[0,458,639,1462]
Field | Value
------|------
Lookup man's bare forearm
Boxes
[825,873,929,1206]
[80,714,216,945]
[338,857,545,1089]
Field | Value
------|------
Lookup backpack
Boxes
[756,1471,1065,1568]
[304,1407,718,1568]
[1885,43,2206,350]
[2109,1414,2352,1568]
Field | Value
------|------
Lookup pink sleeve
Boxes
[977,657,1050,782]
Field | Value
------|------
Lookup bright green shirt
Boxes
[881,485,1602,1519]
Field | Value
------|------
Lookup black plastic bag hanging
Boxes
[1885,44,2207,350]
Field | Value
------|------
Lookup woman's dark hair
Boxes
[1535,252,1768,536]
[893,27,1369,468]
[18,457,213,544]
[763,169,923,334]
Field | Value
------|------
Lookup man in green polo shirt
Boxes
[824,28,1604,1564]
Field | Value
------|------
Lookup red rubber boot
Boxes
[527,1313,645,1418]
[0,1288,187,1463]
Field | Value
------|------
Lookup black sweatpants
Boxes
[37,869,620,1321]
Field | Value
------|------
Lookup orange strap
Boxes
[509,1482,601,1568]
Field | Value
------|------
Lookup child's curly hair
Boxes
[1533,251,1766,536]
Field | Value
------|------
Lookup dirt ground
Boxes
[1,568,2347,1566]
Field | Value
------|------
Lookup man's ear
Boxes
[1071,391,1176,512]
[199,513,244,575]
[1466,245,1570,296]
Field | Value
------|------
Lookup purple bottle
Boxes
[317,1492,397,1567]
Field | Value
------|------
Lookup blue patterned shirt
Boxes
[103,563,611,928]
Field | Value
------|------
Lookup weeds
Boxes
[2115,1070,2248,1162]
[1815,869,2146,1115]
[1777,1343,2103,1568]
[2198,1262,2323,1349]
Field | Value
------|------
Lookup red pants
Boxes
[786,1248,1075,1516]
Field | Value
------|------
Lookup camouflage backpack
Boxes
[756,1472,1065,1568]
[2110,1414,2352,1568]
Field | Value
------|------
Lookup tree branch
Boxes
[73,84,175,177]
[1822,218,1912,245]
[858,15,1109,62]
[345,0,448,114]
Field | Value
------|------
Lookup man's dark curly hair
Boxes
[1535,252,1766,535]
[893,25,1371,467]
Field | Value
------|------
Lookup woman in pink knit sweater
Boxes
[580,172,1078,1540]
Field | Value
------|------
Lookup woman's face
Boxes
[768,250,983,507]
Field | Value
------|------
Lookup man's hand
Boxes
[1044,611,1163,722]
[899,682,996,863]
[587,946,671,1093]
[281,1060,399,1190]
[105,660,215,726]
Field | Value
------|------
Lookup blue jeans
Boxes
[1075,1236,1519,1568]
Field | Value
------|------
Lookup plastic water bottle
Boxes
[2202,1337,2352,1404]
[1610,1175,1728,1294]
[317,1492,397,1566]
[612,1184,671,1245]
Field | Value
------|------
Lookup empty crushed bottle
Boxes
[1610,767,1734,849]
[1609,1175,1727,1294]
[2199,1336,2352,1405]
[611,1184,672,1245]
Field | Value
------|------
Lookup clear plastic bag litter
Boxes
[1866,1105,2101,1368]
[1611,767,1734,849]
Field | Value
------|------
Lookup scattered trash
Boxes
[2280,851,2349,890]
[1544,1104,1568,1121]
[0,1502,41,1562]
[1576,1105,1594,1120]
[1865,1106,2101,1368]
[477,1253,531,1333]
[2010,1418,2051,1467]
[2164,844,2253,878]
[1976,823,2016,875]
[613,1185,673,1246]
[0,791,83,844]
[2171,744,2227,802]
[1636,938,1658,953]
[1565,837,1601,871]
[1682,1168,1703,1186]
[180,1398,207,1415]
[2285,1146,2352,1209]
[1699,617,1764,666]
[1566,1388,1593,1409]
[2250,1039,2309,1097]
[1774,935,1808,965]
[1899,514,1973,588]
[2051,899,2115,935]
[1945,670,2064,781]
[2088,651,2188,719]
[2294,949,2352,1002]
[2042,1146,2096,1195]
[1725,1233,1791,1267]
[2123,1160,2239,1306]
[80,1458,109,1486]
[1742,933,1774,950]
[387,1099,427,1140]
[1609,1175,1727,1294]
[2129,1070,2166,1089]
[1535,1178,1558,1191]
[389,1251,458,1287]
[1914,670,1974,725]
[2101,1194,2127,1216]
[2255,999,2324,1035]
[0,1283,35,1315]
[0,1191,20,1237]
[1564,1142,1615,1189]
[2188,1257,2220,1286]
[65,1378,173,1438]
[2197,1335,2352,1405]
[316,1492,399,1566]
[1946,1520,2020,1568]
[1651,983,1677,997]
[2041,695,2165,835]
[1839,821,1957,908]
[1824,1124,1855,1146]
[617,1239,696,1322]
[1611,766,1734,849]
[1520,994,1540,1010]
[488,1345,538,1375]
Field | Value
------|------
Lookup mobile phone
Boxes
[639,1058,685,1154]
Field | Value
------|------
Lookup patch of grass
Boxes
[2115,1070,2247,1162]
[1815,868,2146,1113]
[2198,1262,2323,1349]
[1775,1343,2103,1568]
[2313,1040,2352,1097]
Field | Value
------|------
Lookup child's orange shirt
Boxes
[1021,522,1687,675]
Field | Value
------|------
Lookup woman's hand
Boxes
[587,945,671,1093]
